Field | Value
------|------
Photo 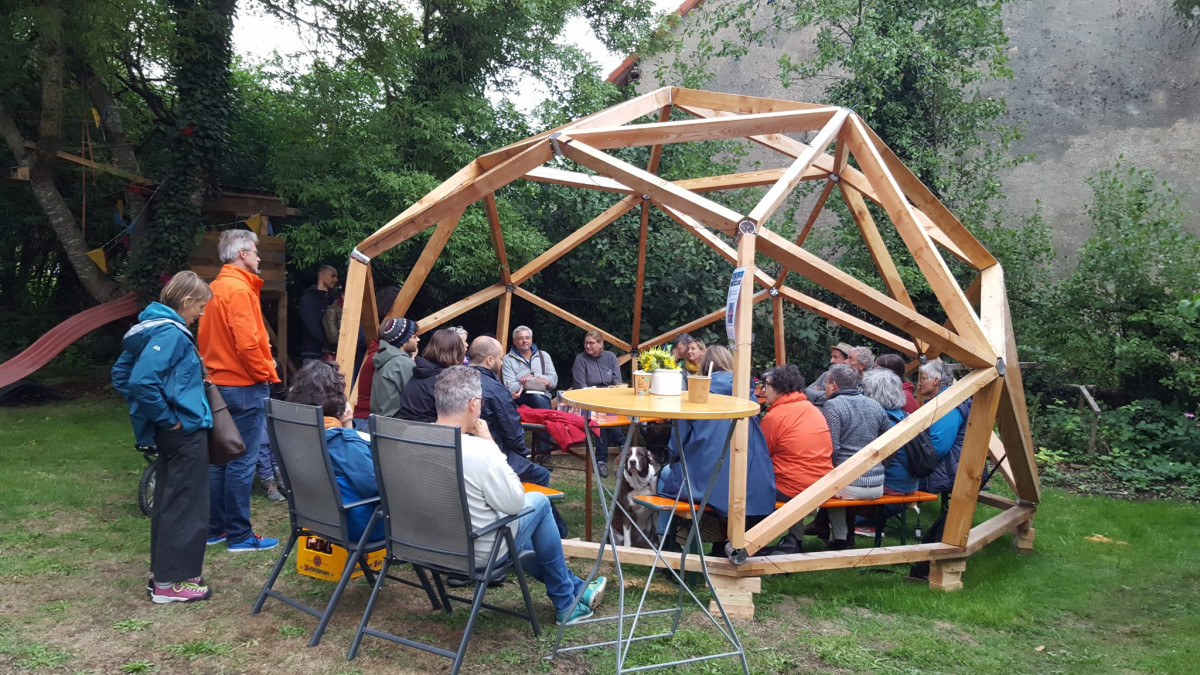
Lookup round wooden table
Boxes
[561,388,761,421]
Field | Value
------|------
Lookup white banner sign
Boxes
[725,266,746,343]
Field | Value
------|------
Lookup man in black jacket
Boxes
[299,265,338,363]
[469,336,566,536]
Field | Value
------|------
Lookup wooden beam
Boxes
[561,86,674,131]
[484,194,512,285]
[743,368,998,554]
[978,264,1007,373]
[566,107,841,150]
[631,200,650,351]
[977,490,1018,511]
[774,178,836,289]
[737,542,965,575]
[496,290,512,353]
[941,378,1004,547]
[523,166,632,193]
[988,433,1019,495]
[557,137,743,234]
[996,281,1042,503]
[561,539,721,574]
[335,257,370,397]
[512,286,631,352]
[675,167,820,193]
[389,208,465,318]
[358,141,551,259]
[775,286,919,357]
[416,283,507,332]
[658,203,776,288]
[963,505,1035,556]
[842,116,994,358]
[727,229,757,551]
[858,121,997,269]
[839,183,915,310]
[670,87,832,114]
[645,103,673,175]
[511,196,639,285]
[24,141,153,184]
[357,159,483,254]
[673,104,974,264]
[747,109,848,227]
[772,293,786,365]
[756,229,994,368]
[639,291,771,350]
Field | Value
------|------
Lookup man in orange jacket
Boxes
[198,229,281,552]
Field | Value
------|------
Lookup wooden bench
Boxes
[633,491,939,549]
[522,482,564,501]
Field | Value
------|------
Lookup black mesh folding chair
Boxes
[348,415,541,672]
[252,400,438,647]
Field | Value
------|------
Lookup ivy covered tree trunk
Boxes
[131,0,237,290]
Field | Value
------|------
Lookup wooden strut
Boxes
[511,286,631,352]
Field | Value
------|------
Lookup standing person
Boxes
[371,317,419,418]
[804,342,854,406]
[875,353,919,413]
[819,364,891,550]
[112,272,215,603]
[501,325,558,409]
[299,265,338,364]
[433,366,606,625]
[571,330,624,478]
[198,229,280,553]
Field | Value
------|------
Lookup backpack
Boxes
[885,409,939,479]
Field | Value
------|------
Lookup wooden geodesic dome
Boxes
[334,87,1039,615]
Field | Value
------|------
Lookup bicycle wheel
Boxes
[138,461,157,516]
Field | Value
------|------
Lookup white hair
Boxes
[218,229,258,263]
[435,366,481,416]
[862,368,906,410]
[919,358,956,389]
[512,325,532,339]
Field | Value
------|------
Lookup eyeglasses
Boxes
[762,380,775,388]
[583,340,600,346]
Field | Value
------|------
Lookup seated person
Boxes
[570,330,624,478]
[287,360,383,542]
[681,338,706,376]
[918,359,970,496]
[670,333,696,365]
[875,353,919,413]
[759,364,833,554]
[819,364,891,550]
[468,336,566,536]
[804,342,854,406]
[433,366,606,625]
[501,325,558,409]
[656,346,776,545]
[861,368,916,495]
[371,317,419,418]
[398,328,466,422]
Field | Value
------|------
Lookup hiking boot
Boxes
[582,576,607,610]
[227,533,279,552]
[557,602,594,626]
[263,480,285,502]
[205,532,227,546]
[760,534,802,556]
[150,580,211,604]
[597,461,609,479]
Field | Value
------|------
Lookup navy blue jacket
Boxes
[470,365,529,458]
[112,302,213,447]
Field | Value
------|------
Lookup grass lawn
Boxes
[1,393,1198,674]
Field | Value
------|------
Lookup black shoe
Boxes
[597,461,609,479]
[828,538,852,551]
[447,575,504,589]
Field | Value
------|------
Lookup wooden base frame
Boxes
[336,87,1040,618]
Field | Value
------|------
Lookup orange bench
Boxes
[523,482,564,501]
[634,490,939,547]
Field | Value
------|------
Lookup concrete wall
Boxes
[636,0,1200,258]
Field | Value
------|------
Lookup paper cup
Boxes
[633,371,651,396]
[687,375,711,404]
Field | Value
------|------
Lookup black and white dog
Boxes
[611,446,659,548]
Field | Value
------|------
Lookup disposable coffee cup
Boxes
[633,371,651,396]
[687,375,711,404]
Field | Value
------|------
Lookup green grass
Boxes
[1,394,1198,673]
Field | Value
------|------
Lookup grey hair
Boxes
[827,363,860,391]
[919,358,956,390]
[435,365,481,416]
[217,229,258,263]
[862,368,906,410]
[849,346,875,371]
[512,325,532,339]
[452,326,468,339]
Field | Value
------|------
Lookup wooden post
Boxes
[941,378,1004,547]
[497,291,512,353]
[772,292,785,365]
[336,256,370,398]
[631,200,650,351]
[277,296,288,389]
[1013,518,1036,551]
[727,224,757,553]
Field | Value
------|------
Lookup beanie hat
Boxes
[380,318,417,346]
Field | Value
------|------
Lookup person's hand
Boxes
[170,422,182,430]
[512,388,522,400]
[471,418,493,441]
[520,374,533,384]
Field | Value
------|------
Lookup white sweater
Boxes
[460,433,525,568]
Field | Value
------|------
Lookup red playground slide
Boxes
[0,293,141,389]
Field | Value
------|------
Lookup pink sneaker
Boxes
[150,580,211,604]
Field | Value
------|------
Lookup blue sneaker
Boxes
[227,533,278,552]
[206,532,227,546]
[556,602,594,626]
[581,576,607,611]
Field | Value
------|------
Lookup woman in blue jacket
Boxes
[112,272,214,604]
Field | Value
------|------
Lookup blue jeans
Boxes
[209,383,268,543]
[506,453,567,538]
[512,492,585,614]
[255,414,277,482]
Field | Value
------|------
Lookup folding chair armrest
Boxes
[521,422,547,431]
[340,496,382,511]
[469,506,535,540]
